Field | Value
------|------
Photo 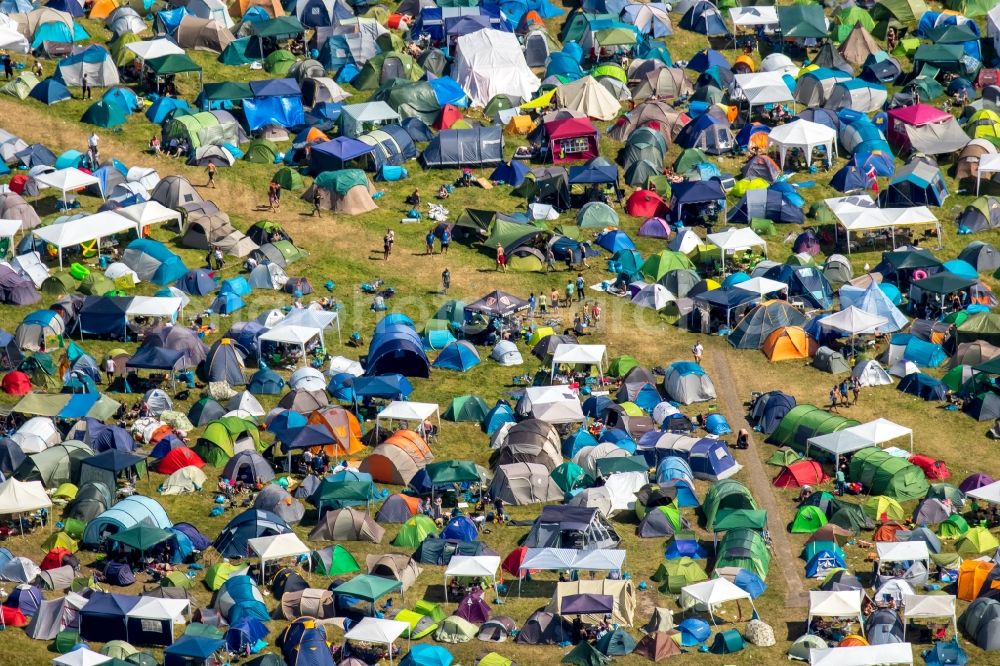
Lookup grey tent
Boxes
[813,346,851,374]
[151,176,203,210]
[912,498,951,526]
[36,565,77,591]
[636,507,689,537]
[25,597,69,639]
[866,608,904,645]
[492,420,562,471]
[200,339,246,385]
[516,611,571,645]
[222,451,274,485]
[488,462,563,505]
[523,505,620,549]
[374,494,415,523]
[421,126,504,168]
[413,537,496,565]
[247,262,287,290]
[308,507,385,542]
[478,616,516,642]
[143,325,210,369]
[253,484,305,524]
[964,597,1000,651]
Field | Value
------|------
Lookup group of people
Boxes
[827,376,862,412]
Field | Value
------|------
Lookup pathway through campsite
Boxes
[706,350,809,611]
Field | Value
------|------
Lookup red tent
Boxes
[1,371,31,396]
[1,605,27,627]
[501,546,534,577]
[7,174,27,195]
[626,189,668,217]
[156,447,205,474]
[545,117,600,164]
[772,460,828,488]
[41,547,74,571]
[908,454,950,480]
[434,104,464,130]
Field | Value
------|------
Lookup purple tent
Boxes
[559,593,614,616]
[455,589,492,624]
[638,217,672,239]
[959,473,995,493]
[4,584,42,616]
[793,229,821,256]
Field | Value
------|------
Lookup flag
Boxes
[865,166,878,194]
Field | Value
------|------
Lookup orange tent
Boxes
[89,0,121,19]
[299,127,329,144]
[518,10,544,31]
[958,559,999,601]
[748,132,771,153]
[733,54,755,73]
[234,0,283,17]
[308,407,364,456]
[505,116,534,135]
[359,430,431,484]
[383,429,433,461]
[762,326,816,361]
[838,635,868,647]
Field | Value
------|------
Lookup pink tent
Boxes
[455,589,492,624]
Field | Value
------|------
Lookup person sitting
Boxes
[405,189,420,206]
[347,331,364,347]
[437,184,449,199]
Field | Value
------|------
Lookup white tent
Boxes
[453,29,541,107]
[288,367,327,392]
[125,38,185,61]
[732,72,794,115]
[734,276,787,297]
[976,152,1000,195]
[760,52,796,74]
[52,648,112,666]
[631,283,675,310]
[32,212,138,268]
[328,355,364,377]
[706,227,768,271]
[555,76,622,121]
[876,541,928,564]
[118,201,182,231]
[0,27,29,54]
[808,590,864,632]
[125,296,183,321]
[248,533,311,583]
[805,430,873,469]
[34,168,103,206]
[679,578,756,624]
[125,597,190,644]
[343,618,410,666]
[669,228,701,254]
[843,418,913,452]
[966,480,1000,504]
[550,343,607,380]
[809,644,914,666]
[768,119,837,168]
[521,385,585,424]
[275,307,342,344]
[444,555,501,600]
[257,325,323,367]
[729,6,778,29]
[825,195,940,255]
[818,306,888,336]
[0,479,52,516]
[901,594,956,638]
[375,400,440,439]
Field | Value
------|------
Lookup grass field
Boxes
[1,4,1000,666]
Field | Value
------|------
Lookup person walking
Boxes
[839,378,850,407]
[440,228,450,254]
[564,279,574,306]
[495,243,506,272]
[383,230,393,261]
[545,245,557,272]
[550,287,560,311]
[82,73,91,100]
[528,292,537,318]
[441,268,450,294]
[312,188,322,216]
[692,340,703,365]
[575,273,585,302]
[105,356,116,383]
[829,386,840,413]
[88,132,99,161]
[1,53,12,80]
[835,465,847,495]
[851,376,861,405]
[206,162,217,188]
[271,181,281,211]
[538,291,548,315]
[213,246,225,270]
[425,230,435,255]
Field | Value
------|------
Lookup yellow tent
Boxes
[504,116,534,135]
[41,531,79,553]
[528,326,555,346]
[521,89,556,110]
[53,483,78,500]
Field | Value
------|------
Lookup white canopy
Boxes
[768,119,837,168]
[734,276,787,297]
[125,296,183,320]
[0,219,22,243]
[125,38,185,61]
[551,344,607,379]
[977,152,1000,195]
[257,325,323,367]
[126,596,190,643]
[732,71,793,109]
[344,618,409,665]
[901,594,956,637]
[0,478,51,515]
[729,6,778,27]
[818,306,888,336]
[521,386,585,424]
[876,541,929,563]
[375,400,440,439]
[118,201,182,230]
[34,168,102,205]
[808,590,864,630]
[707,228,768,271]
[53,648,112,666]
[33,212,138,268]
[825,195,940,255]
[679,578,756,624]
[518,548,626,577]
[444,555,501,601]
[248,533,311,583]
[809,644,914,666]
[843,418,913,452]
[806,430,873,468]
[966,480,1000,504]
[276,308,342,343]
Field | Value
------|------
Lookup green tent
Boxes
[577,202,619,229]
[835,7,875,32]
[871,0,928,25]
[596,455,648,478]
[938,513,969,539]
[716,528,771,579]
[20,352,60,391]
[703,479,758,530]
[204,562,247,590]
[790,505,828,533]
[928,483,965,509]
[82,100,127,128]
[483,219,549,254]
[766,448,801,467]
[245,139,280,164]
[263,49,296,75]
[78,272,116,295]
[315,169,368,196]
[595,627,637,656]
[850,447,929,501]
[313,544,361,575]
[785,253,819,268]
[371,79,441,125]
[203,81,254,102]
[443,395,489,422]
[107,525,173,552]
[392,514,438,548]
[652,556,707,594]
[425,460,480,485]
[434,615,478,643]
[41,271,79,295]
[829,502,872,533]
[195,416,262,467]
[550,462,592,494]
[639,250,696,282]
[712,509,768,533]
[607,355,639,378]
[312,479,373,513]
[711,629,745,655]
[767,404,859,451]
[266,239,307,264]
[110,33,140,66]
[272,167,304,191]
[863,496,905,522]
[750,218,777,236]
[956,526,999,555]
[219,37,261,66]
[1,72,39,100]
[333,573,401,603]
[674,148,708,173]
[914,44,964,74]
[146,54,202,76]
[508,250,544,272]
[944,0,993,16]
[562,641,611,666]
[161,571,194,589]
[957,313,1000,346]
[614,250,644,277]
[479,653,513,666]
[778,5,829,38]
[248,15,305,39]
[434,300,466,325]
[376,31,405,53]
[353,51,424,91]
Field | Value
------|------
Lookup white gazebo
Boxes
[33,168,103,207]
[679,578,757,625]
[375,400,440,439]
[768,119,837,168]
[125,296,184,323]
[32,211,138,268]
[706,227,768,272]
[52,648,112,666]
[819,306,888,336]
[118,201,182,232]
[734,276,787,298]
[825,195,941,255]
[520,385,585,424]
[257,325,324,367]
[0,218,21,256]
[808,590,865,634]
[248,533,311,584]
[843,418,913,453]
[125,38,185,62]
[809,644,914,666]
[805,430,874,469]
[276,307,342,344]
[444,555,501,601]
[876,542,929,571]
[977,152,1000,195]
[517,548,626,594]
[901,594,956,639]
[343,618,410,666]
[550,343,607,380]
[0,479,52,530]
[125,596,190,645]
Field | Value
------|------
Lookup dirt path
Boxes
[706,349,810,610]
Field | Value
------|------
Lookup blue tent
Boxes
[432,340,481,372]
[727,188,804,224]
[489,160,530,186]
[401,645,453,666]
[351,374,414,400]
[677,618,711,646]
[441,514,478,541]
[103,87,138,115]
[665,534,707,559]
[146,96,194,124]
[838,283,908,332]
[898,372,947,401]
[600,429,636,454]
[805,549,847,577]
[245,78,305,131]
[310,137,376,173]
[562,428,598,458]
[687,49,729,74]
[545,51,584,80]
[124,239,188,285]
[882,161,948,207]
[127,345,184,371]
[662,478,699,507]
[80,591,138,642]
[165,635,226,666]
[366,324,430,378]
[655,457,694,485]
[923,639,968,666]
[326,372,356,401]
[689,439,739,481]
[84,419,135,452]
[483,400,515,434]
[704,413,731,435]
[82,495,171,546]
[248,367,285,394]
[28,78,71,105]
[214,509,290,557]
[596,230,635,253]
[175,269,216,295]
[830,161,869,192]
[47,0,83,15]
[210,292,245,314]
[220,276,252,297]
[892,334,947,368]
[76,296,130,338]
[733,568,767,598]
[762,264,834,309]
[428,77,468,108]
[55,149,86,169]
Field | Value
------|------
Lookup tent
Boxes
[453,29,540,106]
